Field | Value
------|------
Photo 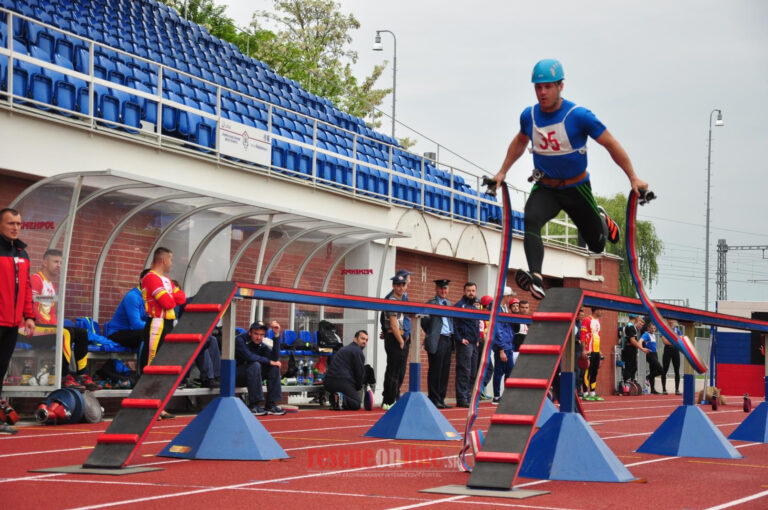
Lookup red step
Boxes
[490,414,536,426]
[164,333,204,343]
[97,433,139,444]
[184,303,223,313]
[505,378,549,389]
[532,311,574,322]
[121,398,163,409]
[142,365,183,375]
[518,344,561,355]
[475,451,521,464]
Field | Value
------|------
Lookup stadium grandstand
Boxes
[0,0,620,403]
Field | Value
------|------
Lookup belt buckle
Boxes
[527,168,545,183]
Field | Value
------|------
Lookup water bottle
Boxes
[297,359,305,384]
[306,359,314,384]
[644,381,650,394]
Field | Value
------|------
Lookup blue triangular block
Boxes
[729,401,768,442]
[158,397,288,460]
[519,412,635,482]
[638,405,741,459]
[364,392,461,441]
[537,398,558,427]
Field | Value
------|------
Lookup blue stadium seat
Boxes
[27,23,54,57]
[112,88,141,132]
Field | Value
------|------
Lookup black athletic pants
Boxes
[524,182,605,274]
[661,346,680,392]
[646,352,663,392]
[587,352,601,391]
[382,333,409,405]
[622,348,638,382]
[108,329,143,350]
[0,326,19,394]
[323,376,361,410]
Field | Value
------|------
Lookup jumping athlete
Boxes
[492,59,648,299]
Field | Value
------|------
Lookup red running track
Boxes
[2,395,768,509]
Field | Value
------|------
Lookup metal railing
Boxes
[0,7,582,249]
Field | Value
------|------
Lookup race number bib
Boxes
[532,122,573,155]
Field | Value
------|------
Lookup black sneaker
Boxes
[265,404,286,416]
[491,397,501,405]
[250,405,267,416]
[330,392,341,411]
[201,378,220,389]
[515,269,532,291]
[598,205,620,244]
[0,423,18,435]
[529,273,546,300]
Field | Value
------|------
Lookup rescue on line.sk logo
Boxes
[307,445,456,470]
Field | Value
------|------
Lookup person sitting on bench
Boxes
[235,321,285,416]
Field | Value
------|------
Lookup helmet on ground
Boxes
[531,59,564,83]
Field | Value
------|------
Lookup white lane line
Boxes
[705,488,768,510]
[68,453,458,509]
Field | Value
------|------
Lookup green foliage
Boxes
[538,192,663,297]
[599,192,663,297]
[160,1,391,126]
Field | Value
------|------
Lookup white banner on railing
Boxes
[218,118,272,166]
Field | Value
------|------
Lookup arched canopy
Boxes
[10,169,407,323]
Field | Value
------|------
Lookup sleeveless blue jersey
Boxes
[519,99,606,186]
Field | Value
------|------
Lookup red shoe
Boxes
[598,206,621,244]
[77,374,100,391]
[62,374,85,391]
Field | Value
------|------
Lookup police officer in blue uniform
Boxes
[422,279,454,409]
[492,59,648,299]
[235,321,286,416]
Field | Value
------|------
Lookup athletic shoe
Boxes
[515,269,546,300]
[381,403,392,411]
[480,391,491,401]
[77,374,100,391]
[157,410,176,420]
[592,395,604,401]
[0,423,18,435]
[265,404,286,416]
[456,402,470,408]
[62,374,85,390]
[250,405,267,416]
[583,395,595,401]
[201,378,220,389]
[598,206,620,244]
[662,390,668,395]
[491,397,501,405]
[330,392,341,411]
[529,273,546,300]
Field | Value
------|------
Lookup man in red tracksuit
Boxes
[140,247,186,372]
[0,209,35,434]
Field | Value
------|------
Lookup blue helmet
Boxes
[531,59,564,83]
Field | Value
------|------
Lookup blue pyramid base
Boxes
[729,401,768,442]
[637,405,741,459]
[364,391,461,441]
[536,398,558,428]
[158,397,289,460]
[519,412,635,482]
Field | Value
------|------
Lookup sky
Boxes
[220,0,768,310]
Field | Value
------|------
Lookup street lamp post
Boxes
[373,30,396,140]
[705,109,724,310]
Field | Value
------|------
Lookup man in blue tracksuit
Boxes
[107,269,150,350]
[453,282,480,407]
[235,321,285,416]
[491,59,647,300]
[491,287,516,404]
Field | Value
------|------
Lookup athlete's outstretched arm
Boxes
[596,129,648,195]
[492,131,530,187]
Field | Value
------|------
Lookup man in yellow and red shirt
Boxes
[31,249,97,390]
[140,247,186,370]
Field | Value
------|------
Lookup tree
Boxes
[249,0,391,125]
[536,192,663,297]
[160,0,392,128]
[598,192,663,297]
